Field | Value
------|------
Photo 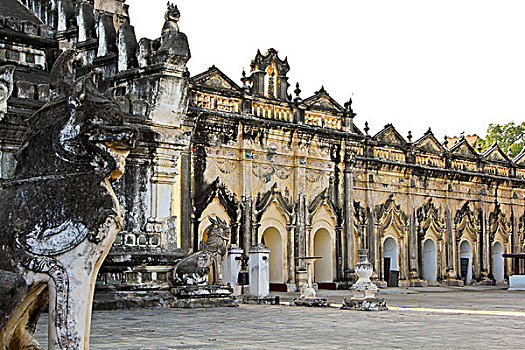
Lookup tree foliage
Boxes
[480,121,525,157]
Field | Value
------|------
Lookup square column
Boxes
[248,244,270,298]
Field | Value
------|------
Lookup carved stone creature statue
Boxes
[157,2,190,65]
[0,65,15,121]
[0,49,136,349]
[171,217,230,286]
[162,2,180,37]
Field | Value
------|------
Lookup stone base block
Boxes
[374,281,388,288]
[341,298,388,311]
[170,285,237,308]
[240,296,280,305]
[509,275,525,290]
[399,279,428,287]
[94,290,174,310]
[478,279,493,286]
[442,279,464,287]
[290,298,330,307]
[286,283,297,292]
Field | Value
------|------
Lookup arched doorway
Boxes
[492,241,504,284]
[460,240,473,284]
[383,237,399,287]
[423,239,437,285]
[313,228,333,283]
[262,227,284,283]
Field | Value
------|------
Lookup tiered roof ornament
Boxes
[249,48,290,100]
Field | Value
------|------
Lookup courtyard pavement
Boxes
[35,286,525,349]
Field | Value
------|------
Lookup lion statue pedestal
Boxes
[169,217,236,308]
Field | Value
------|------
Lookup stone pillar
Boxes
[248,244,270,298]
[343,164,356,280]
[286,224,296,287]
[180,148,192,251]
[240,123,254,254]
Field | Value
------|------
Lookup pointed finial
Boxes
[294,82,302,103]
[407,131,412,142]
[477,141,483,153]
[444,136,449,148]
[364,121,370,135]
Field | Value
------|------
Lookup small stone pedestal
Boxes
[170,285,237,308]
[342,254,387,311]
[291,256,330,307]
[248,244,271,301]
[223,244,244,295]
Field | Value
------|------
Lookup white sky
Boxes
[127,0,525,141]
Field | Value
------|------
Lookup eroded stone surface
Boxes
[0,49,136,348]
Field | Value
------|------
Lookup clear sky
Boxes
[127,0,525,142]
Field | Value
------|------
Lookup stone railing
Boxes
[485,164,509,177]
[374,147,406,163]
[415,154,445,168]
[304,111,341,130]
[451,159,477,172]
[192,91,240,114]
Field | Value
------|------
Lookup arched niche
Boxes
[383,236,399,287]
[259,201,288,284]
[492,241,504,284]
[459,240,473,284]
[310,204,336,285]
[423,238,438,285]
[262,227,284,283]
[313,228,333,283]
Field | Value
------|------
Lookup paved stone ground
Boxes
[34,287,525,349]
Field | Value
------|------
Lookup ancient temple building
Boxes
[1,1,524,302]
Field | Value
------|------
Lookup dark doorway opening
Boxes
[460,258,469,282]
[384,257,391,285]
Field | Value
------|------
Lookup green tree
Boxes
[480,121,525,157]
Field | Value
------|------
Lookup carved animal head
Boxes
[165,2,180,23]
[15,49,136,181]
[206,217,231,243]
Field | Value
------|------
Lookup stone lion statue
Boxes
[171,217,230,286]
[0,50,136,349]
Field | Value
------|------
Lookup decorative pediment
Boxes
[303,87,344,112]
[191,66,241,91]
[488,203,510,242]
[413,129,446,154]
[513,149,525,165]
[193,178,239,222]
[375,194,408,234]
[454,201,480,240]
[416,200,445,239]
[449,138,478,158]
[483,143,511,163]
[255,183,294,221]
[373,124,407,147]
[308,188,338,223]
